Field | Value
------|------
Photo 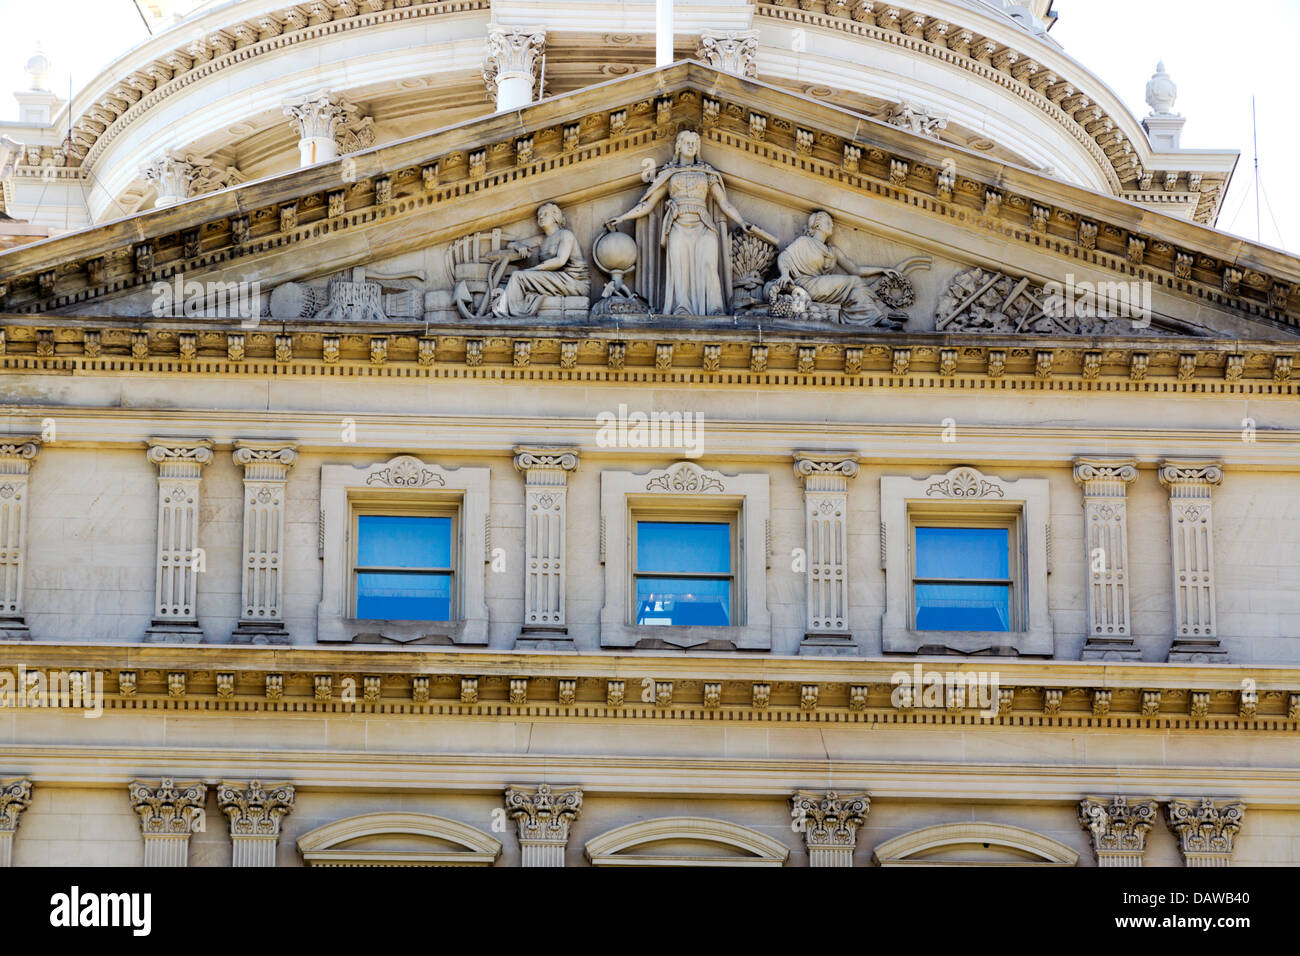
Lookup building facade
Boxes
[0,0,1296,867]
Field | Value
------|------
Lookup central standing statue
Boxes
[604,130,763,316]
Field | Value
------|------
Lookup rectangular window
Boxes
[353,511,456,620]
[912,524,1015,632]
[633,518,734,626]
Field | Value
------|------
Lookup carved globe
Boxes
[593,229,638,275]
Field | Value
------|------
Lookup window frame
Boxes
[599,462,771,650]
[628,506,740,628]
[907,507,1025,634]
[881,467,1052,656]
[318,456,490,645]
[349,499,461,622]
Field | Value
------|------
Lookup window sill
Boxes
[320,619,486,646]
[883,626,1053,656]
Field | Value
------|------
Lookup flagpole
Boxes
[656,0,674,67]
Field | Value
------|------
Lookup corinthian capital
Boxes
[1165,798,1245,866]
[483,25,546,94]
[129,778,207,835]
[217,780,296,838]
[697,30,760,78]
[1079,796,1158,866]
[283,90,374,152]
[505,784,583,845]
[142,150,242,205]
[791,790,870,851]
[0,777,33,833]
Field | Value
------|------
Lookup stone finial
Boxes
[1165,798,1245,867]
[1145,60,1177,115]
[24,48,52,91]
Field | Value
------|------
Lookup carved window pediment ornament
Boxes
[644,461,726,493]
[365,455,446,488]
[925,466,1004,499]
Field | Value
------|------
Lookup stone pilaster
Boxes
[793,453,859,655]
[790,790,870,867]
[483,26,546,112]
[0,777,33,867]
[1165,798,1245,867]
[283,90,374,167]
[696,30,759,78]
[1159,460,1226,662]
[129,778,207,867]
[1073,458,1141,660]
[145,439,213,643]
[217,780,296,867]
[513,447,578,649]
[0,439,40,640]
[231,443,298,644]
[1079,796,1158,867]
[504,784,582,867]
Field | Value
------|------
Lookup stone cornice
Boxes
[0,324,1294,394]
[0,64,1294,332]
[753,2,1234,223]
[61,0,492,172]
[4,645,1300,730]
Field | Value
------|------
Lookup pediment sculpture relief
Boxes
[936,267,1189,336]
[268,267,424,323]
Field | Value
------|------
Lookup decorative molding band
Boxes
[0,329,1294,395]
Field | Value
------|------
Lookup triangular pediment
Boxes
[1,61,1298,347]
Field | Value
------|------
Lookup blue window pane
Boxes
[635,577,730,626]
[915,583,1010,631]
[636,521,730,574]
[915,527,1009,580]
[357,515,452,568]
[356,572,451,620]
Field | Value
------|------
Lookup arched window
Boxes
[584,816,789,867]
[872,822,1079,866]
[296,812,502,866]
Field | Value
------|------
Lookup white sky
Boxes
[1,0,1295,250]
